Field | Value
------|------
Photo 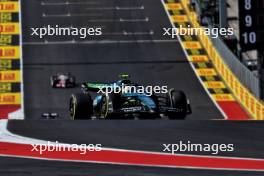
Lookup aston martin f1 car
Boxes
[69,75,191,120]
[50,73,76,88]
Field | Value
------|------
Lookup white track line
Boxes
[84,6,145,10]
[123,30,153,35]
[23,39,178,45]
[88,18,149,22]
[42,13,102,18]
[41,14,150,23]
[120,17,149,22]
[41,1,100,6]
[160,0,227,119]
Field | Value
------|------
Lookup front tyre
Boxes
[70,93,93,120]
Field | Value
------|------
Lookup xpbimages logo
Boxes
[30,25,102,39]
[162,141,234,155]
[96,83,168,96]
[163,25,234,39]
[31,141,102,155]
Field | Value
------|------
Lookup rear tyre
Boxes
[68,76,76,87]
[70,93,93,120]
[167,90,187,119]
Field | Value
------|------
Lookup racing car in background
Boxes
[50,73,76,88]
[69,74,191,120]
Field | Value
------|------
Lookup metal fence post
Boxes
[219,0,227,28]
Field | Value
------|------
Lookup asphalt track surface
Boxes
[0,157,263,176]
[1,1,263,175]
[1,120,263,176]
[21,0,223,119]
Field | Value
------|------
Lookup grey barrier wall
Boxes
[192,0,260,98]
